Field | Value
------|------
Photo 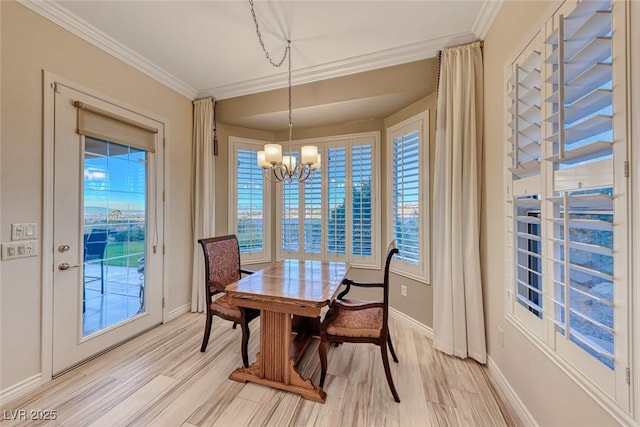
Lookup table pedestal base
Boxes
[229,310,326,403]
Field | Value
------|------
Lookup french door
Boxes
[51,82,163,375]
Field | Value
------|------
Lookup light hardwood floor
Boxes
[1,313,523,426]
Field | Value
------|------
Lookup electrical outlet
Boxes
[401,285,407,297]
[498,327,504,347]
[1,241,38,260]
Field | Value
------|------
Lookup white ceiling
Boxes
[21,0,502,100]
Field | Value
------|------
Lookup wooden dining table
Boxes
[225,259,350,403]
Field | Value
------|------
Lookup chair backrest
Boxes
[382,240,399,326]
[198,235,242,297]
[84,229,108,260]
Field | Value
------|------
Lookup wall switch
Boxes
[401,285,407,297]
[498,327,504,347]
[11,223,37,241]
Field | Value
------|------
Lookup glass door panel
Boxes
[83,137,147,337]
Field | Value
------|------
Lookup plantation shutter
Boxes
[506,34,545,333]
[327,146,346,255]
[236,149,264,254]
[544,0,619,373]
[351,143,373,257]
[303,152,322,254]
[392,130,420,265]
[281,153,300,253]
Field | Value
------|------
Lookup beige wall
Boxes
[483,1,620,425]
[0,2,193,392]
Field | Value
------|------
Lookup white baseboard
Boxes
[167,303,191,322]
[0,374,42,407]
[487,356,538,427]
[389,307,433,339]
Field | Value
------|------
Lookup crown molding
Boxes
[18,0,491,102]
[472,0,504,39]
[199,31,476,100]
[17,0,198,99]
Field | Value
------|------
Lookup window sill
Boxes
[389,266,429,285]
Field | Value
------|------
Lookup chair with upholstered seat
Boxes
[198,235,259,368]
[319,240,400,402]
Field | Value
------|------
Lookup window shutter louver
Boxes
[514,195,543,318]
[508,46,542,180]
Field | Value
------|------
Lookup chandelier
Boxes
[249,0,320,183]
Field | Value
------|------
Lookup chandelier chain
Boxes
[249,0,289,68]
[249,0,292,130]
[248,0,317,184]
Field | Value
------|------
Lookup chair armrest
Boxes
[337,278,384,300]
[240,268,255,276]
[331,299,384,311]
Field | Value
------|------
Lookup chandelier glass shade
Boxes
[249,0,320,183]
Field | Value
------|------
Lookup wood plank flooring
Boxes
[1,313,523,426]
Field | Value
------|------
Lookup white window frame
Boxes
[386,111,430,284]
[228,136,272,264]
[275,132,381,269]
[503,0,634,420]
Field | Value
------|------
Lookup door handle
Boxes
[58,262,81,271]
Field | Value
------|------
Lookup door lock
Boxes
[58,244,71,253]
[58,262,81,271]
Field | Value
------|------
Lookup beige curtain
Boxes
[191,98,215,312]
[432,41,487,363]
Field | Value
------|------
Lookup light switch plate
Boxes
[11,223,37,241]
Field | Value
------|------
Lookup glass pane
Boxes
[83,137,147,337]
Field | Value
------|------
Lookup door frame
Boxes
[41,71,167,381]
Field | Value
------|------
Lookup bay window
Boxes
[277,132,380,268]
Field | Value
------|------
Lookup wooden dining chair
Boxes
[198,235,259,368]
[319,241,400,402]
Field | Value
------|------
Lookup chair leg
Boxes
[319,339,328,387]
[240,320,251,368]
[387,333,399,363]
[232,322,238,329]
[200,312,213,352]
[100,260,105,294]
[380,342,400,402]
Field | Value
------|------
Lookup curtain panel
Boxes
[433,41,487,363]
[191,98,216,312]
